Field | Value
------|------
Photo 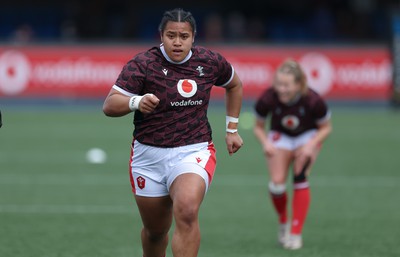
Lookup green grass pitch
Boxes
[0,102,399,257]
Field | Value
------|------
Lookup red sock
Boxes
[291,183,310,235]
[270,192,288,224]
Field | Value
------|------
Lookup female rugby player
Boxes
[253,59,332,250]
[103,8,243,257]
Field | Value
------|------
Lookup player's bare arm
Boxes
[253,118,276,157]
[224,73,244,155]
[312,119,332,147]
[296,119,332,161]
[103,89,160,116]
[103,88,132,117]
[225,73,242,118]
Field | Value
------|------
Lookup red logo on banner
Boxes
[137,176,145,189]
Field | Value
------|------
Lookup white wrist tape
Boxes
[226,116,239,133]
[128,95,144,111]
[226,116,239,126]
[226,128,238,134]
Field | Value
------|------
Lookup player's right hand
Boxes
[139,94,160,113]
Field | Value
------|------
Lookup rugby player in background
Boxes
[253,59,332,250]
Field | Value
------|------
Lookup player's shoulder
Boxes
[262,87,276,99]
[192,45,223,60]
[304,88,328,107]
[307,87,320,96]
[130,46,161,64]
[257,87,277,105]
[192,45,214,54]
[120,47,161,71]
[306,88,325,100]
[254,87,276,114]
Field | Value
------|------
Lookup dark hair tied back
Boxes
[158,8,197,35]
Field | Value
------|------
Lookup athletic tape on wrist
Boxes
[226,116,239,125]
[226,116,239,133]
[226,128,238,134]
[128,95,144,111]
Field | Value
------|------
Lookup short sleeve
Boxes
[254,89,273,119]
[114,56,146,95]
[311,95,330,124]
[213,52,234,87]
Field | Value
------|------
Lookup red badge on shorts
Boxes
[272,132,281,142]
[137,176,146,189]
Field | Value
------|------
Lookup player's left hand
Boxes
[296,144,314,159]
[225,132,243,156]
[294,142,318,171]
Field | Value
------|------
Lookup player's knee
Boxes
[174,201,199,227]
[268,181,286,195]
[293,171,307,183]
[293,171,310,190]
[293,157,311,183]
[143,227,168,243]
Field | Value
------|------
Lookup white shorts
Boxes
[129,140,217,197]
[268,130,317,151]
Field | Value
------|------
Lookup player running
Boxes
[253,59,332,250]
[103,8,243,257]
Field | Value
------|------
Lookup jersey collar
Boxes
[160,44,192,64]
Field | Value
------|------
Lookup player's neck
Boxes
[286,93,302,106]
[160,44,192,64]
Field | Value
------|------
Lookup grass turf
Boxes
[0,103,399,257]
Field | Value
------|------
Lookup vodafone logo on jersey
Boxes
[0,50,31,95]
[177,79,197,98]
[170,79,203,107]
[281,115,300,130]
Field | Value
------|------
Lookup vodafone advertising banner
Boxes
[0,45,392,100]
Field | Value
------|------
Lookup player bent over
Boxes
[253,59,332,250]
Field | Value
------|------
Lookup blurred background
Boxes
[0,0,398,44]
[1,1,400,257]
[0,0,399,43]
[1,0,400,104]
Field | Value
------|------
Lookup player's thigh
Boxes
[293,145,321,176]
[135,195,173,233]
[170,172,207,207]
[267,148,293,184]
[169,172,206,216]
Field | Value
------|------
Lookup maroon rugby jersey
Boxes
[114,45,233,147]
[254,87,330,137]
